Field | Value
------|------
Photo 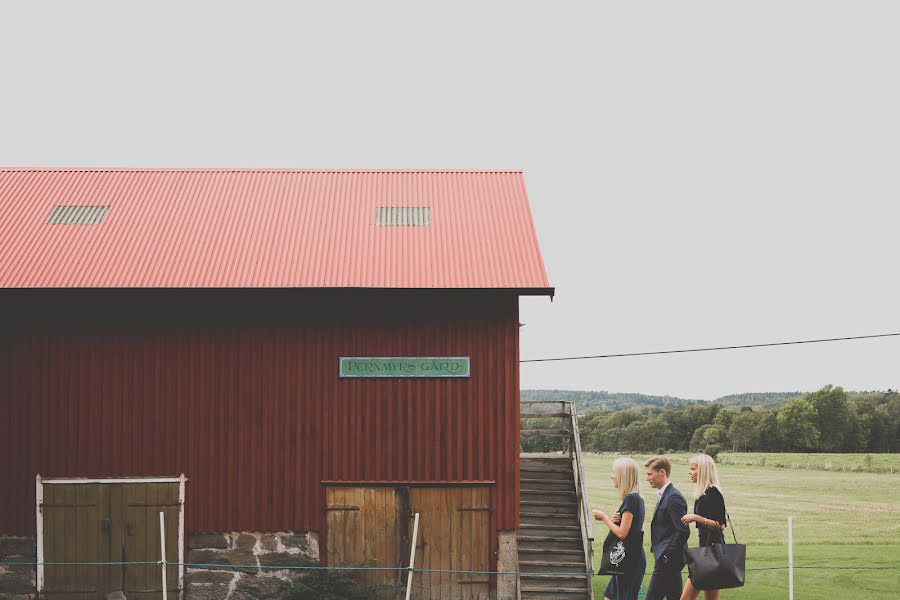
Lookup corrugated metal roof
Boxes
[0,169,552,292]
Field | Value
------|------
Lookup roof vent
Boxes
[46,205,109,225]
[376,206,431,226]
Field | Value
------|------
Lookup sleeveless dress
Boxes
[603,492,647,600]
[694,486,726,547]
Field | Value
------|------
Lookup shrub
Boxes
[705,445,721,461]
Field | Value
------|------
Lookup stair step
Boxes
[521,477,573,485]
[519,515,581,529]
[519,489,578,504]
[519,538,583,549]
[521,489,577,498]
[521,579,591,592]
[520,523,581,531]
[521,593,589,600]
[521,573,592,580]
[519,560,589,574]
[519,547,585,557]
[521,582,591,594]
[518,540,584,553]
[519,510,578,520]
[518,529,581,541]
[520,479,575,492]
[519,465,573,479]
[520,501,577,515]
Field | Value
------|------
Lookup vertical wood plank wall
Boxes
[0,291,521,540]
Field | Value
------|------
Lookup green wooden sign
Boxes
[339,357,470,378]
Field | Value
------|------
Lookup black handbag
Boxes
[598,529,644,576]
[684,512,746,590]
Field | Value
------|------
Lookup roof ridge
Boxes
[0,168,524,174]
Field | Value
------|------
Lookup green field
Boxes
[716,452,900,473]
[584,453,900,599]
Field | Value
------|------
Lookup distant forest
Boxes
[521,386,900,455]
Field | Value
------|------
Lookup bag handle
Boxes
[725,510,738,544]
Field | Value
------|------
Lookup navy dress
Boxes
[694,486,726,547]
[603,492,647,600]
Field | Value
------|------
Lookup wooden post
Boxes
[788,516,793,600]
[405,512,420,600]
[159,511,168,600]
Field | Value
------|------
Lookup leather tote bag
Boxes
[684,512,746,590]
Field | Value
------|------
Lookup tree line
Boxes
[524,386,900,456]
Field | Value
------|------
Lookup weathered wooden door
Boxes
[408,487,490,600]
[325,485,490,600]
[39,480,181,600]
[325,487,404,595]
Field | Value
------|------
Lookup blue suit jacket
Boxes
[650,483,690,563]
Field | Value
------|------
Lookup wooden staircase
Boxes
[518,455,593,600]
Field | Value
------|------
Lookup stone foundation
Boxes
[186,531,319,600]
[0,536,36,600]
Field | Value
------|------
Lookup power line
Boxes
[520,332,900,363]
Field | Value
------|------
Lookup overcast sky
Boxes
[2,2,897,400]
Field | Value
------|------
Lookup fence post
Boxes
[405,512,420,600]
[788,516,793,600]
[159,511,168,600]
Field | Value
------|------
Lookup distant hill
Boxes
[521,389,809,411]
[520,389,699,411]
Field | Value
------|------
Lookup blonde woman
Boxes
[679,453,727,600]
[592,457,646,600]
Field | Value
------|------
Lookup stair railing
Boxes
[568,402,595,593]
[520,401,595,599]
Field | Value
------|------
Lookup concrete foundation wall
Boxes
[496,530,518,600]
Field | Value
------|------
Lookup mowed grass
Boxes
[583,453,900,599]
[717,452,900,473]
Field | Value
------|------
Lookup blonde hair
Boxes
[612,457,641,499]
[689,453,722,499]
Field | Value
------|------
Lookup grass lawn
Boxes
[583,453,900,599]
[716,452,900,473]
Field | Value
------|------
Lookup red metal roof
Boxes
[0,169,551,292]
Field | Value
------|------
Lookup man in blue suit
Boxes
[644,456,690,600]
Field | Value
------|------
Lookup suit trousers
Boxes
[644,560,683,600]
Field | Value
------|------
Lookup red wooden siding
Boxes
[0,290,520,537]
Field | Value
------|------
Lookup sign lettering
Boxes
[339,357,471,378]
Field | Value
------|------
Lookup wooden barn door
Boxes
[325,485,490,600]
[39,479,182,600]
[408,487,490,600]
[325,487,404,595]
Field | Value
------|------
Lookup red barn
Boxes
[0,169,559,599]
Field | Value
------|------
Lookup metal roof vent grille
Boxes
[376,206,431,226]
[46,205,109,225]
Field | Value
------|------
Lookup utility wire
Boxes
[4,561,900,575]
[520,332,900,363]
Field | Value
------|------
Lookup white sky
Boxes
[1,2,897,400]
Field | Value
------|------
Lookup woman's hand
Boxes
[591,509,607,522]
[681,513,698,525]
[611,511,621,524]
